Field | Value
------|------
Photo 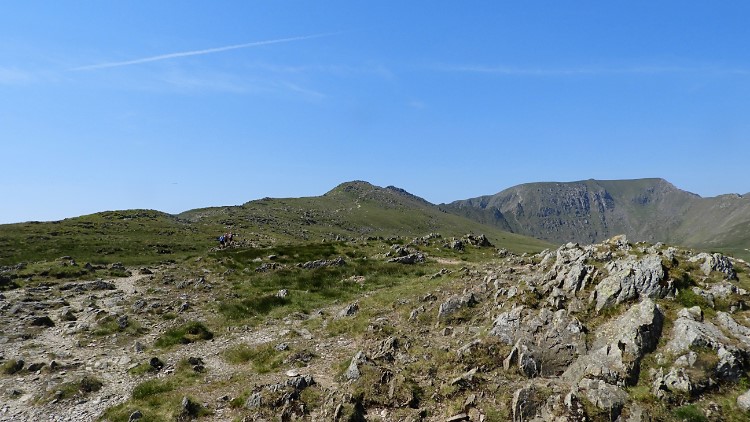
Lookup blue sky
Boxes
[2,2,750,224]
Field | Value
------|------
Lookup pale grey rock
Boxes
[591,298,663,357]
[345,351,369,381]
[652,367,694,397]
[387,253,426,264]
[564,299,662,386]
[737,389,750,411]
[492,307,586,376]
[437,293,477,320]
[605,234,630,251]
[673,351,697,368]
[540,244,594,297]
[245,392,262,408]
[716,312,750,348]
[689,252,737,280]
[594,255,670,311]
[666,311,730,354]
[708,281,743,299]
[691,287,715,308]
[563,342,632,386]
[299,257,346,269]
[626,403,653,422]
[678,306,703,321]
[577,378,628,417]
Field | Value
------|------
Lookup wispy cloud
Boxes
[70,33,337,71]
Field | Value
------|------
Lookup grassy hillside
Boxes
[0,181,551,269]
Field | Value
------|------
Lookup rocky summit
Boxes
[2,233,750,421]
[444,178,750,261]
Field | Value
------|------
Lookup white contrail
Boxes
[71,33,334,71]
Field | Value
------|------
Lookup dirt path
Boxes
[0,270,359,422]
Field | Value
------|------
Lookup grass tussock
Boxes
[223,342,287,373]
[154,321,213,348]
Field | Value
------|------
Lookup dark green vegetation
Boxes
[444,178,750,261]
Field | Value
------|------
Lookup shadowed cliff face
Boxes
[443,178,750,260]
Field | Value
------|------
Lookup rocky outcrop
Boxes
[593,255,671,311]
[495,307,587,377]
[689,252,737,280]
[298,257,346,269]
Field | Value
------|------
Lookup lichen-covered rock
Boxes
[437,293,477,320]
[577,378,628,417]
[665,309,731,354]
[689,252,737,280]
[651,366,710,399]
[344,351,370,381]
[594,255,670,311]
[564,299,662,386]
[716,312,750,348]
[492,306,586,377]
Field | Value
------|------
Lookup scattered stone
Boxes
[117,314,129,329]
[245,392,263,408]
[337,302,359,318]
[299,257,346,269]
[345,351,370,381]
[737,389,750,411]
[30,316,55,327]
[387,253,426,264]
[149,357,164,371]
[275,343,289,351]
[128,410,143,421]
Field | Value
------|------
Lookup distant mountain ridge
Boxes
[443,178,750,260]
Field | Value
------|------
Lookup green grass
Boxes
[153,321,213,348]
[673,404,708,422]
[132,379,175,400]
[223,343,288,373]
[39,376,103,403]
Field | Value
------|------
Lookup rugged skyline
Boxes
[3,2,750,223]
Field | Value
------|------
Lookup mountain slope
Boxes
[443,178,750,260]
[0,181,551,266]
[179,180,551,253]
